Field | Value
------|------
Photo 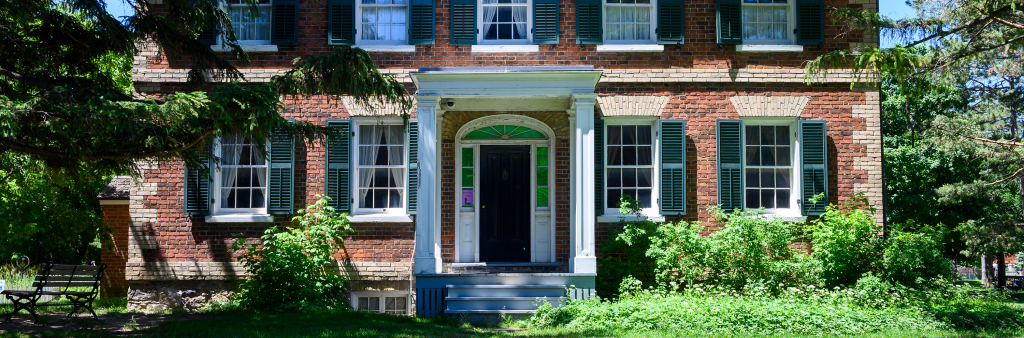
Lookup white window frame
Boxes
[211,135,270,216]
[351,119,408,216]
[740,0,796,45]
[351,292,410,315]
[602,118,660,217]
[355,0,410,46]
[477,0,532,45]
[219,0,274,46]
[741,118,801,217]
[602,0,657,45]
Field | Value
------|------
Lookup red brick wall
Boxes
[144,0,868,71]
[100,204,130,298]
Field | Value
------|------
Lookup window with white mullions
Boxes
[604,0,654,43]
[354,294,409,314]
[227,0,272,44]
[741,0,792,43]
[606,125,654,211]
[216,134,268,212]
[480,0,529,43]
[359,0,408,44]
[744,125,794,211]
[356,125,406,212]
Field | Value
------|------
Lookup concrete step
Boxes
[445,296,565,311]
[445,284,566,297]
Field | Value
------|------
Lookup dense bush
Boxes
[232,197,351,311]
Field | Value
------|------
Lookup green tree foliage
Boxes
[231,197,352,311]
[0,153,109,264]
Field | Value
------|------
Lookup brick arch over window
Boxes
[438,111,572,266]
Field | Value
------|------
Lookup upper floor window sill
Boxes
[206,214,274,223]
[597,214,666,223]
[471,45,540,53]
[213,44,278,52]
[736,44,804,52]
[349,214,413,223]
[596,44,665,53]
[355,45,416,53]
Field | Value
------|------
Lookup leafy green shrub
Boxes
[232,197,352,311]
[882,224,955,286]
[807,195,882,287]
[596,198,659,297]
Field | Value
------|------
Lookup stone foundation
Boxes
[127,280,237,312]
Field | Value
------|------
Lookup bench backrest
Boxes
[32,263,106,294]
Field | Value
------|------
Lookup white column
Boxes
[414,96,442,274]
[571,94,598,274]
[567,108,577,272]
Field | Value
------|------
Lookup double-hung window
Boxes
[743,124,796,213]
[358,0,408,44]
[354,124,406,214]
[214,134,269,215]
[741,0,792,44]
[604,123,656,215]
[480,0,530,44]
[604,0,655,44]
[227,0,272,45]
[202,0,299,48]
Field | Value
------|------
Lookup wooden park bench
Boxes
[2,263,106,323]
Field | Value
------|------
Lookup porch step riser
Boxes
[446,288,565,298]
[446,298,563,311]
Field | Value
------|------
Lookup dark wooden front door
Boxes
[479,145,531,262]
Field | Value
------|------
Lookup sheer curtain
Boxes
[358,126,382,206]
[482,5,498,39]
[220,135,245,207]
[512,6,527,40]
[386,126,405,208]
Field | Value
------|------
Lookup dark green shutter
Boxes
[409,0,435,44]
[657,0,684,44]
[533,0,559,44]
[328,0,356,45]
[717,120,743,212]
[594,119,604,214]
[184,147,212,215]
[716,0,741,44]
[271,0,299,45]
[800,120,828,216]
[325,120,352,214]
[193,0,218,46]
[407,120,419,214]
[659,120,686,215]
[796,0,824,45]
[576,0,602,45]
[268,124,295,215]
[450,0,476,45]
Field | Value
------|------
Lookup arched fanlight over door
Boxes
[464,125,547,140]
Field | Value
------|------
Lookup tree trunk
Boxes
[982,254,993,287]
[998,255,1007,289]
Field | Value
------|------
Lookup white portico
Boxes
[410,66,602,317]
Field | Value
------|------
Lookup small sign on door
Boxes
[462,190,473,206]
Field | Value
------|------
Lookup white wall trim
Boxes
[349,214,414,223]
[213,44,279,52]
[596,215,666,223]
[471,45,540,53]
[355,45,417,53]
[735,44,804,52]
[205,214,275,223]
[596,44,665,53]
[99,199,130,206]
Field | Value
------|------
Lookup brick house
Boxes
[99,0,882,316]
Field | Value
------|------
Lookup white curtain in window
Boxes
[358,126,383,203]
[221,135,245,190]
[512,6,527,40]
[385,126,405,208]
[482,6,498,38]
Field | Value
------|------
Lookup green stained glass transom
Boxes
[537,147,549,208]
[465,125,546,140]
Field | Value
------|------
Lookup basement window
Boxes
[352,292,409,315]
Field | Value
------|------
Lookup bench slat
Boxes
[33,281,98,288]
[47,270,102,277]
[48,266,102,273]
[34,276,99,282]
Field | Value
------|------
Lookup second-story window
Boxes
[741,0,792,44]
[480,0,529,44]
[604,0,654,44]
[359,0,408,44]
[227,0,272,44]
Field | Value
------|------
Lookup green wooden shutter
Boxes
[268,124,296,215]
[717,119,743,213]
[796,0,824,45]
[657,0,684,44]
[800,120,828,216]
[576,0,602,44]
[407,120,419,214]
[450,0,476,45]
[184,147,212,215]
[594,119,604,214]
[193,0,218,45]
[659,120,686,215]
[328,0,356,45]
[533,0,559,44]
[325,120,352,214]
[271,0,299,45]
[409,0,435,44]
[716,0,741,44]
